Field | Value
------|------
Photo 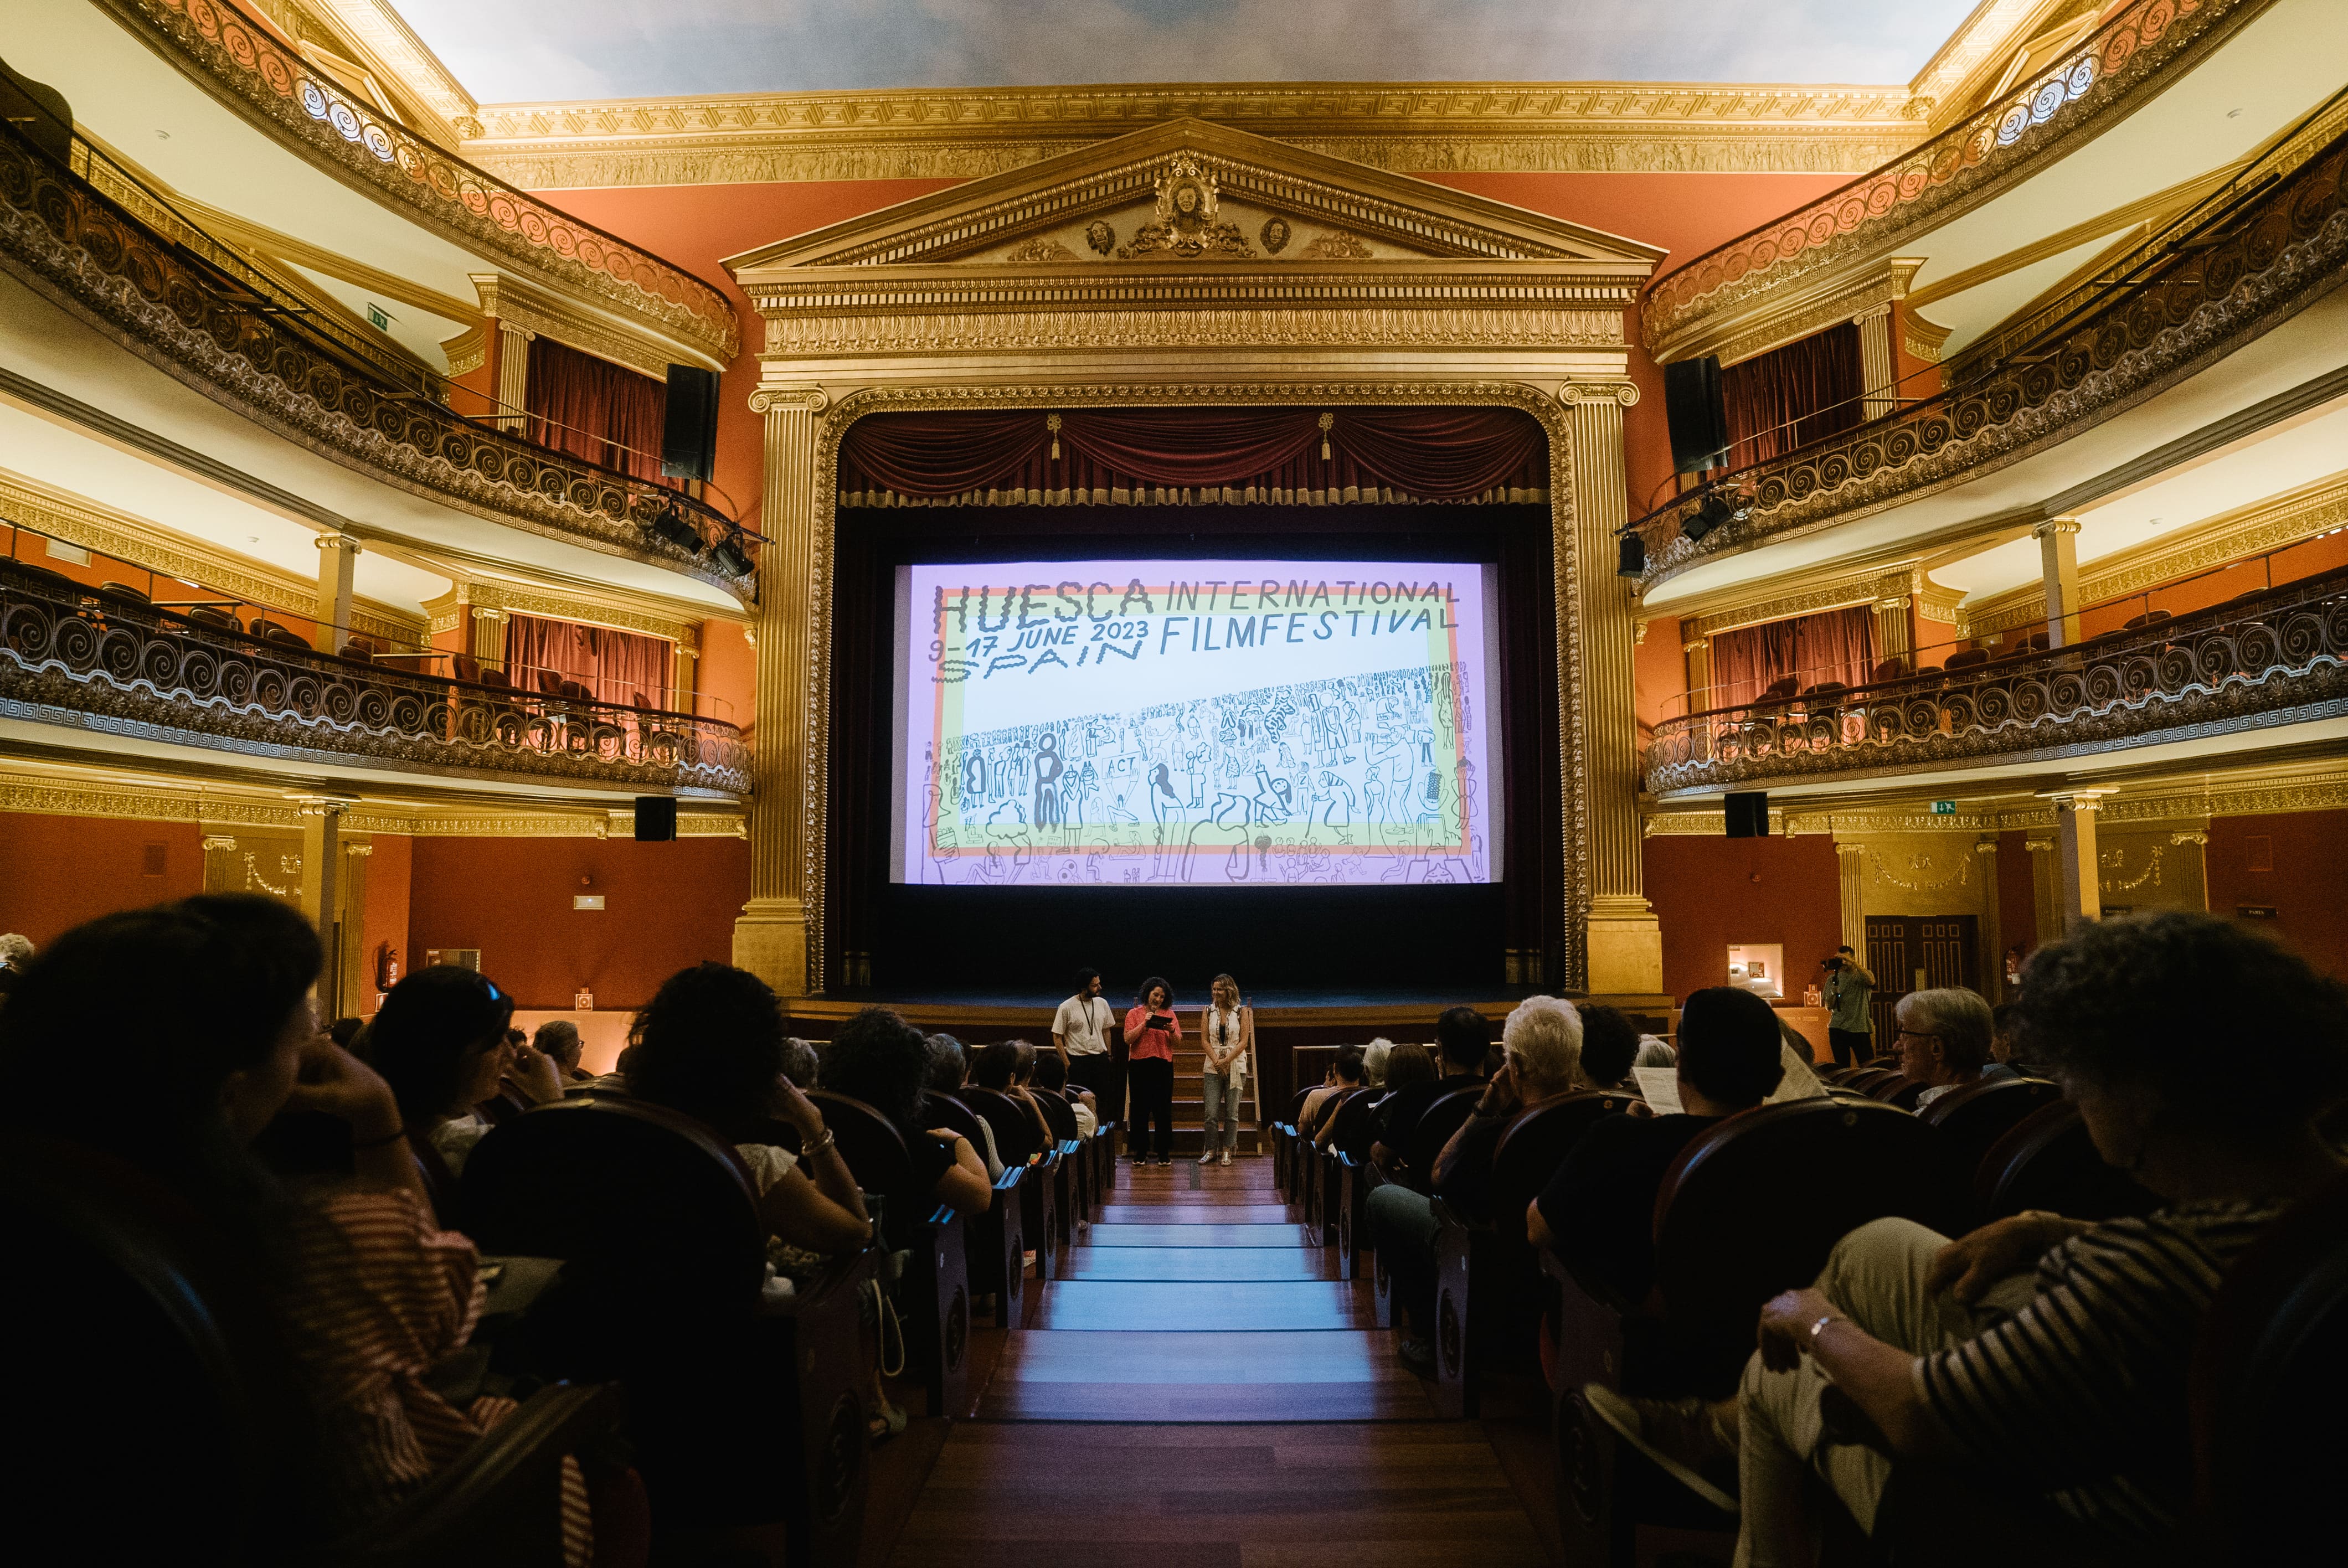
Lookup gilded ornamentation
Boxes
[2098,843,2166,893]
[470,273,681,381]
[1684,564,1918,639]
[0,122,748,601]
[0,560,749,793]
[762,305,1626,357]
[1644,570,2348,796]
[1084,220,1116,256]
[1001,236,1082,263]
[1636,125,2348,588]
[1867,846,1973,893]
[1116,157,1255,260]
[96,0,737,360]
[1260,217,1291,255]
[1297,231,1373,260]
[1642,0,2252,358]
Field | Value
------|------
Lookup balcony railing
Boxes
[0,557,750,795]
[1639,0,2270,359]
[95,0,737,365]
[0,115,752,597]
[1641,565,2348,796]
[1628,116,2348,587]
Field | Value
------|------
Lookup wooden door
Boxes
[1865,915,1980,1050]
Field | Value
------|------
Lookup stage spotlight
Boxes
[1682,489,1734,543]
[647,508,704,555]
[710,533,755,578]
[1618,533,1646,576]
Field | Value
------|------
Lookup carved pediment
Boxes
[724,117,1664,274]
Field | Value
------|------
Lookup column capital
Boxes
[1682,636,1709,653]
[200,834,238,852]
[2032,517,2083,539]
[1875,594,1911,612]
[2037,788,2110,812]
[1973,838,2000,855]
[2024,837,2056,853]
[750,385,830,415]
[1559,379,1640,408]
[1834,840,1865,858]
[2170,829,2211,846]
[313,532,363,556]
[1850,301,1893,324]
[286,792,361,818]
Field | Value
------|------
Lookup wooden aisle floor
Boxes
[879,1153,1559,1567]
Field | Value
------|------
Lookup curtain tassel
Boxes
[1318,411,1333,461]
[1047,413,1063,461]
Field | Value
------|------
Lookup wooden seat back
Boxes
[1324,1085,1385,1161]
[1844,1066,1902,1096]
[1486,1090,1639,1246]
[2193,1166,2348,1564]
[923,1091,990,1154]
[959,1085,1046,1167]
[1032,1090,1082,1146]
[1655,1099,1965,1386]
[1918,1076,2063,1190]
[1873,1075,1932,1110]
[1975,1100,2158,1221]
[1404,1084,1486,1177]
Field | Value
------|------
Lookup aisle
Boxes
[883,1154,1556,1566]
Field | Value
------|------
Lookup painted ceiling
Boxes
[387,0,1980,103]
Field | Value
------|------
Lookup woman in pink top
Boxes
[1122,976,1181,1165]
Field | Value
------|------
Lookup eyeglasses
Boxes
[1894,1029,1941,1044]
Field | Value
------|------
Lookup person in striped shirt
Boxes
[1586,910,2347,1565]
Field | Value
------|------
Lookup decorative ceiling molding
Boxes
[1961,474,2348,636]
[0,469,428,645]
[461,82,1924,189]
[1710,257,1924,370]
[423,580,702,648]
[0,769,745,838]
[471,272,672,381]
[1683,564,1922,639]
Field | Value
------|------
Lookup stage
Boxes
[777,986,1677,1127]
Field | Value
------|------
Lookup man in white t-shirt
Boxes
[1053,967,1122,1130]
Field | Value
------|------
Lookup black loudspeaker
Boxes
[1664,357,1730,474]
[1724,791,1769,839]
[634,796,677,842]
[661,365,720,481]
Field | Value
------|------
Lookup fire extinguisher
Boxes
[375,942,400,992]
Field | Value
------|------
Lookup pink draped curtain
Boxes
[1708,606,1877,710]
[837,406,1549,503]
[503,612,674,708]
[1721,323,1865,470]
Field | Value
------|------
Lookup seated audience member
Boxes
[0,930,33,1000]
[1529,987,1783,1304]
[922,1032,1003,1179]
[971,1039,1058,1152]
[532,1019,592,1084]
[1030,1048,1097,1138]
[371,967,560,1178]
[621,963,872,1260]
[779,1035,821,1088]
[1305,1046,1369,1148]
[1368,994,1588,1373]
[1990,1002,2023,1065]
[327,1015,367,1052]
[1370,1007,1492,1169]
[1634,1035,1678,1069]
[0,895,584,1548]
[1577,1004,1644,1091]
[1361,1037,1394,1089]
[819,1006,992,1218]
[1895,987,2009,1107]
[1365,1042,1439,1152]
[1589,911,2348,1561]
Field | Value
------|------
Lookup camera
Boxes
[1822,956,1843,972]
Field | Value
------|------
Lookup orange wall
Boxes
[695,616,756,728]
[2206,810,2348,979]
[1636,612,1687,735]
[358,832,411,1014]
[406,833,752,1011]
[1643,830,1844,1004]
[0,812,204,947]
[2079,530,2348,639]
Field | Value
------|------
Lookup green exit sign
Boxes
[1931,800,1958,815]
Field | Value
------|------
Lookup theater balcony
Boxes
[1642,555,2347,801]
[0,539,749,798]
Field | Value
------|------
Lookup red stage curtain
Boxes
[1722,323,1863,469]
[837,406,1547,506]
[1709,605,1876,709]
[524,337,670,486]
[503,611,674,707]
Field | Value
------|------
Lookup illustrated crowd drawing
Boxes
[916,664,1490,886]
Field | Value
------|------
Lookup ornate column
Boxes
[1855,303,1898,421]
[1873,592,1913,669]
[493,322,533,435]
[1973,836,2003,1000]
[673,628,701,715]
[291,794,356,1014]
[2035,518,2083,649]
[1836,840,1866,957]
[313,533,360,654]
[2171,827,2211,911]
[2025,835,2059,950]
[1681,634,1712,711]
[734,387,830,997]
[2043,790,2108,933]
[1564,384,1661,995]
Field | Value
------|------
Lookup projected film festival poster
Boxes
[892,560,1503,888]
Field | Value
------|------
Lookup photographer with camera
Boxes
[1122,976,1182,1165]
[1822,944,1878,1066]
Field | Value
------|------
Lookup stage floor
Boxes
[813,983,1559,1012]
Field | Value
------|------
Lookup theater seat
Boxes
[926,1091,1027,1329]
[1975,1100,2158,1222]
[463,1098,876,1565]
[1917,1076,2063,1209]
[960,1085,1061,1281]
